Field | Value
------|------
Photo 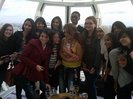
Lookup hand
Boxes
[72,55,79,61]
[46,83,51,89]
[89,67,95,74]
[130,51,133,59]
[82,67,90,72]
[54,60,61,70]
[3,57,10,63]
[10,52,18,60]
[36,65,44,72]
[0,60,4,65]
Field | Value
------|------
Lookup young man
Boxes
[70,11,84,34]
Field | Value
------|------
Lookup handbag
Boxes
[4,61,14,86]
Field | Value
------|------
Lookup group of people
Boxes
[0,11,133,99]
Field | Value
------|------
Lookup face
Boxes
[4,26,13,39]
[64,29,72,40]
[97,28,105,39]
[52,19,60,29]
[23,20,32,32]
[39,33,49,45]
[36,21,45,30]
[120,34,131,47]
[71,13,80,25]
[52,33,60,44]
[113,26,122,33]
[84,19,96,32]
[104,35,112,49]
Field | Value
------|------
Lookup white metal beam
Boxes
[34,2,45,19]
[0,0,5,11]
[28,0,128,6]
[130,0,133,5]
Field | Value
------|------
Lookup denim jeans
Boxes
[59,65,80,93]
[117,82,133,99]
[15,75,35,99]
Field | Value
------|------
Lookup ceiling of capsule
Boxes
[0,0,133,28]
[29,0,128,3]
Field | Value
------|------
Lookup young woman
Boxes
[51,16,64,38]
[103,33,117,99]
[112,27,133,99]
[96,27,107,77]
[82,16,101,99]
[13,29,51,99]
[111,21,126,47]
[13,18,37,53]
[35,17,47,36]
[59,23,83,92]
[48,31,61,90]
[0,23,14,91]
[12,18,37,99]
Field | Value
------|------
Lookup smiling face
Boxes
[64,29,72,40]
[120,34,131,47]
[36,21,45,30]
[52,19,60,30]
[112,26,122,33]
[97,28,105,39]
[71,12,80,25]
[84,19,96,32]
[52,33,60,44]
[4,26,13,39]
[104,35,113,49]
[39,32,49,46]
[23,20,32,32]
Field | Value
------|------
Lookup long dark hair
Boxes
[119,27,133,52]
[51,16,62,31]
[22,18,37,43]
[111,21,126,33]
[35,17,47,28]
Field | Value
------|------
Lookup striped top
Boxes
[49,45,58,69]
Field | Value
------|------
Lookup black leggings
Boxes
[117,82,133,99]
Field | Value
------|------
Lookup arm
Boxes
[109,48,119,80]
[60,39,71,61]
[19,42,38,70]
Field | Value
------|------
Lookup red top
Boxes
[13,39,51,83]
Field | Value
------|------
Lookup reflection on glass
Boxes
[70,7,93,26]
[0,0,38,24]
[42,5,65,27]
[98,1,133,26]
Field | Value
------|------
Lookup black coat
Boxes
[0,37,14,69]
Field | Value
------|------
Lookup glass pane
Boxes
[0,0,38,25]
[70,7,93,26]
[42,5,65,27]
[45,0,62,1]
[45,0,93,2]
[64,0,92,2]
[94,0,110,1]
[98,1,133,26]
